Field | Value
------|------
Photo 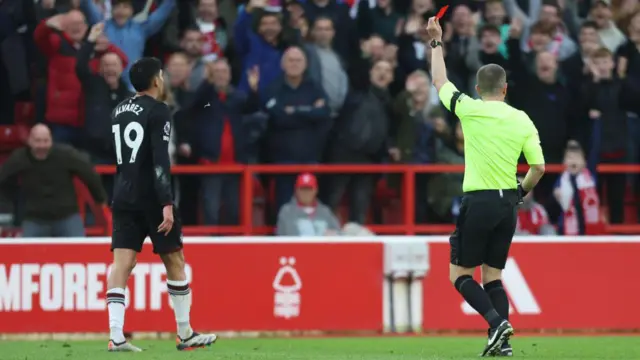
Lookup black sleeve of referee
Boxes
[149,103,174,207]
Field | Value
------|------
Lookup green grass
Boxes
[1,336,639,360]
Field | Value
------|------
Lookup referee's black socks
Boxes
[454,275,503,328]
[484,280,509,321]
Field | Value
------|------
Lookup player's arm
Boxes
[427,18,476,119]
[427,15,449,94]
[521,121,546,192]
[149,104,174,206]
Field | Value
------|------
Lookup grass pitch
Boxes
[1,336,638,360]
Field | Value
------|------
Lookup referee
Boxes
[426,17,545,357]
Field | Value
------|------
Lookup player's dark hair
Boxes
[476,64,507,96]
[129,57,162,92]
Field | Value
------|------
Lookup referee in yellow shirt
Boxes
[426,17,545,357]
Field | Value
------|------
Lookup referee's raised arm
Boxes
[426,17,479,119]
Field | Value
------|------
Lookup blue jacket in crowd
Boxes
[263,77,331,163]
[81,0,175,90]
[234,10,284,97]
[177,83,260,163]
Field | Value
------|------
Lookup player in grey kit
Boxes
[106,57,216,352]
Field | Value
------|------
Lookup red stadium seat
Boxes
[0,125,28,152]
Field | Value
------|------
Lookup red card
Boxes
[435,5,449,19]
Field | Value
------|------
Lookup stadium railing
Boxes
[78,164,640,236]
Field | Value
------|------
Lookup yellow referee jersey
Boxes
[438,82,545,192]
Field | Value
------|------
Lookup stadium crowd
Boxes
[0,0,639,236]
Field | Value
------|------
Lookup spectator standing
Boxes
[356,0,403,43]
[180,27,208,90]
[303,0,356,62]
[553,142,605,235]
[466,24,509,90]
[390,70,445,223]
[165,52,194,108]
[193,0,229,62]
[263,47,331,213]
[562,21,602,93]
[508,23,574,221]
[505,0,578,60]
[0,124,106,237]
[590,0,626,52]
[323,59,393,224]
[82,0,176,89]
[234,1,292,95]
[276,172,340,236]
[396,1,431,75]
[34,10,125,147]
[75,22,131,164]
[508,22,574,166]
[445,4,476,93]
[304,17,349,118]
[482,0,510,58]
[176,59,260,225]
[581,48,638,224]
[0,0,37,125]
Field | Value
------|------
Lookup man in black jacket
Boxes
[322,59,394,224]
[0,124,107,237]
[507,21,575,222]
[75,22,132,163]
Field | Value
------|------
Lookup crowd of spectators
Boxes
[1,0,640,236]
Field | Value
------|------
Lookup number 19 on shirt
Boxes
[112,122,145,165]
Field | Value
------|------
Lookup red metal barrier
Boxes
[82,164,640,236]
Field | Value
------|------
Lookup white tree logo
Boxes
[273,257,302,319]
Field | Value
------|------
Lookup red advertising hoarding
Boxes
[1,237,639,333]
[422,240,640,330]
[0,240,383,333]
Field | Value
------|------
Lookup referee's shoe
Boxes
[481,320,514,357]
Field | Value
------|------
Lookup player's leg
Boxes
[483,200,518,357]
[107,210,145,352]
[450,195,512,356]
[150,208,216,350]
[159,249,217,350]
[482,265,512,357]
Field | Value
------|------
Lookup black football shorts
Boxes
[111,206,183,254]
[449,189,518,269]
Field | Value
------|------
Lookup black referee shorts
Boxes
[111,206,183,254]
[449,189,518,269]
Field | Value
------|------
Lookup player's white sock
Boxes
[167,279,193,339]
[106,288,126,343]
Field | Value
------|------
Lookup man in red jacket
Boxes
[34,10,127,149]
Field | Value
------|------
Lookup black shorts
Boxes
[111,206,183,254]
[449,189,517,269]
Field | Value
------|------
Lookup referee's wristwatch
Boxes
[430,39,443,49]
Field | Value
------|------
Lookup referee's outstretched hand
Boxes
[158,205,174,235]
[426,16,443,41]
